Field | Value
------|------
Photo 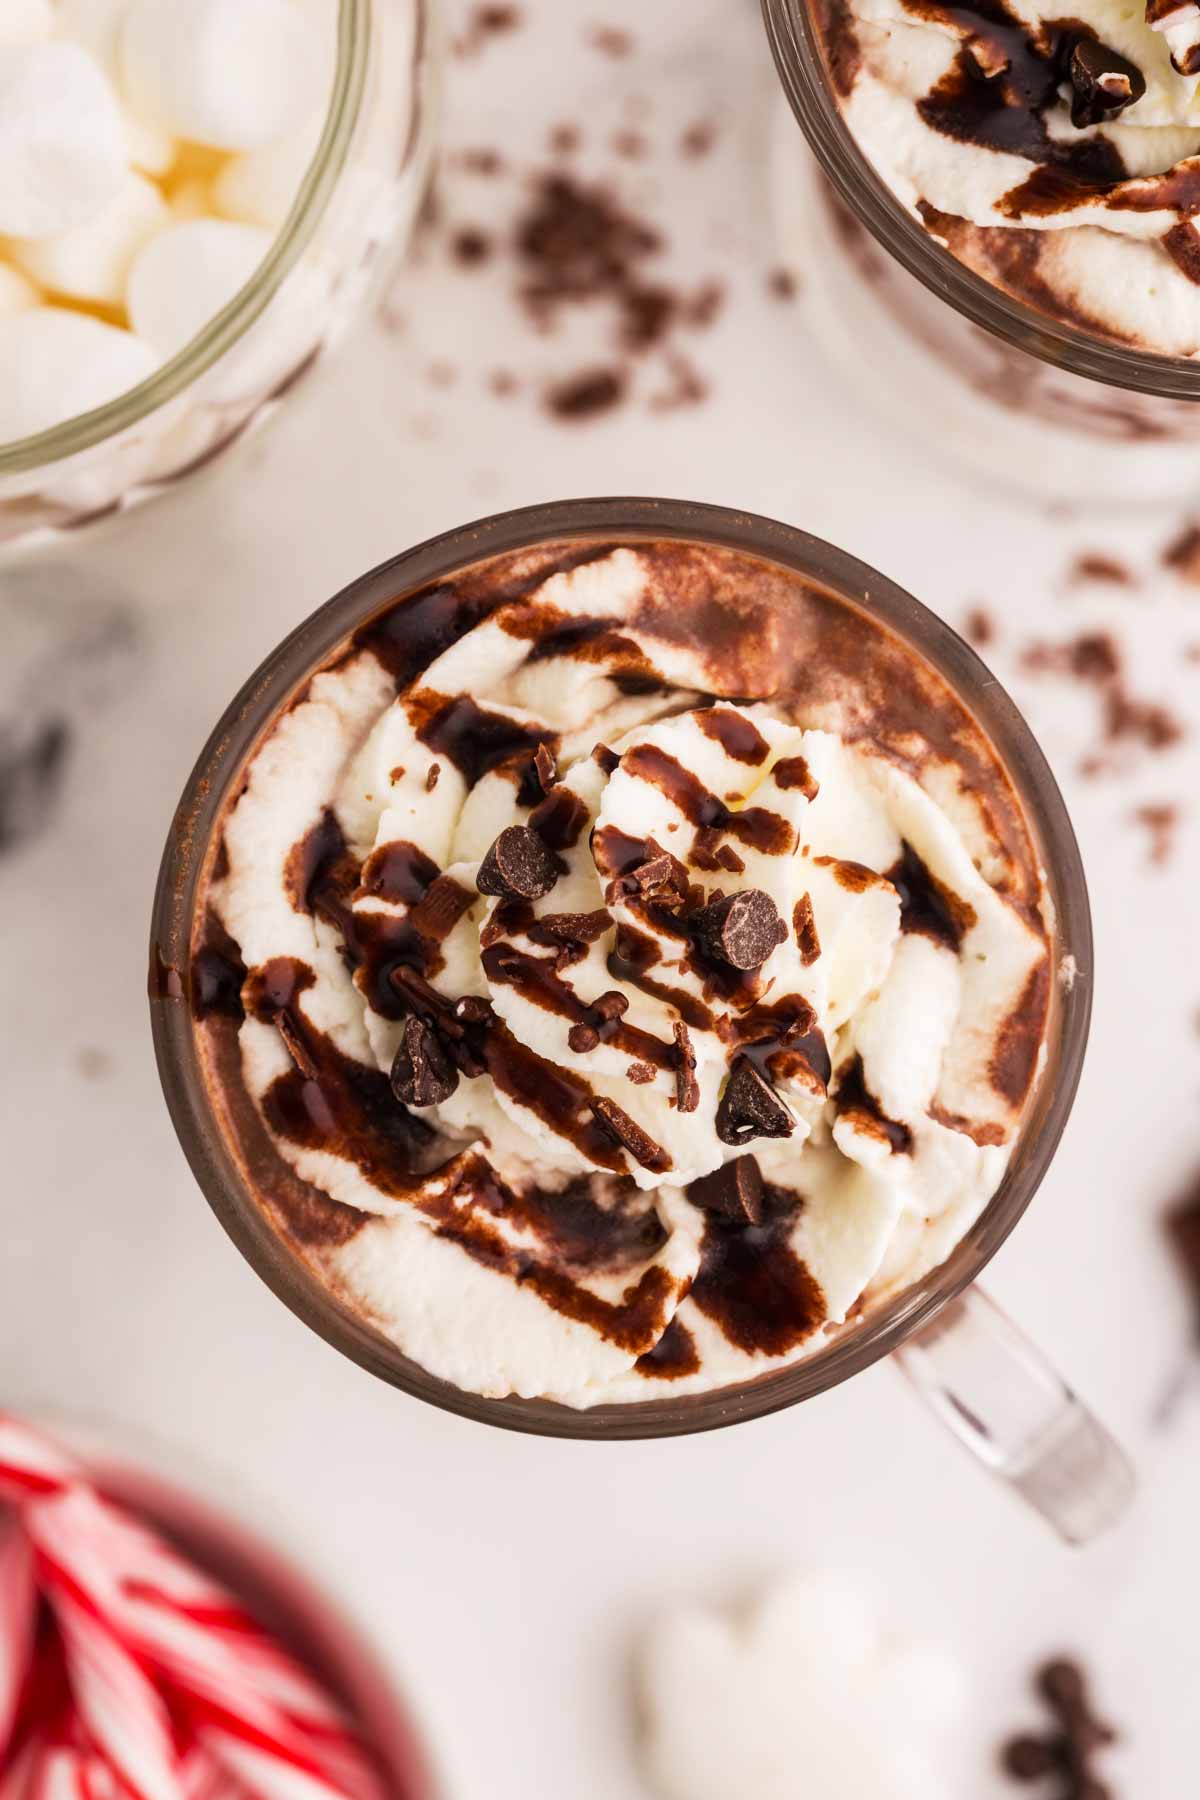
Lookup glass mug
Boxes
[0,0,440,542]
[762,0,1200,506]
[150,498,1133,1543]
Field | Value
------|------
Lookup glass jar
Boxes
[763,0,1200,506]
[150,497,1131,1543]
[0,0,440,542]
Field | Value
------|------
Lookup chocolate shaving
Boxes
[793,893,821,965]
[476,824,560,900]
[715,1058,794,1147]
[605,852,689,908]
[589,1097,671,1172]
[390,965,488,1077]
[673,1022,700,1113]
[426,763,441,791]
[686,1155,764,1225]
[535,908,612,946]
[390,1015,459,1107]
[693,889,787,971]
[533,742,558,793]
[627,1061,654,1084]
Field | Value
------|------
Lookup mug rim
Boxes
[149,496,1093,1440]
[761,0,1200,402]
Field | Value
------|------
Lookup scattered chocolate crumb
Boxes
[767,267,797,300]
[390,1015,459,1107]
[426,361,456,388]
[456,2,521,55]
[793,893,821,965]
[1068,552,1135,587]
[589,1097,669,1171]
[388,765,406,784]
[680,120,716,158]
[276,1012,319,1082]
[426,763,441,792]
[549,123,580,155]
[694,890,787,971]
[489,369,519,397]
[1133,802,1178,867]
[649,352,708,411]
[1187,642,1200,662]
[1162,519,1200,584]
[456,147,504,176]
[1166,1173,1200,1319]
[451,227,492,266]
[476,824,560,899]
[627,1061,654,1084]
[612,129,646,160]
[715,1058,794,1147]
[687,1155,764,1225]
[1021,632,1120,683]
[588,24,632,55]
[77,1047,113,1081]
[964,606,995,647]
[1105,686,1183,753]
[673,1022,700,1113]
[1021,630,1184,765]
[546,367,627,420]
[998,1656,1116,1798]
[533,742,558,793]
[683,281,724,329]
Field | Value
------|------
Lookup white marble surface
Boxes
[2,1,1199,1795]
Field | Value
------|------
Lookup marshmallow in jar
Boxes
[0,0,339,446]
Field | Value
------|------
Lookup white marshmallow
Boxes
[212,109,324,231]
[9,170,168,305]
[127,218,272,358]
[0,42,127,237]
[54,0,176,174]
[120,0,325,152]
[0,308,157,440]
[0,259,38,314]
[0,0,52,41]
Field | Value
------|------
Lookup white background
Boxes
[3,1,1199,1794]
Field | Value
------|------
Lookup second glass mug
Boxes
[762,0,1200,506]
[150,497,1132,1544]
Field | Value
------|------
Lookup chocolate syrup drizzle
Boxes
[192,538,1051,1390]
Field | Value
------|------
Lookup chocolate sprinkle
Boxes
[589,1097,671,1172]
[686,1155,764,1225]
[793,893,821,965]
[715,1057,794,1147]
[390,1015,459,1107]
[476,824,560,900]
[693,889,787,971]
[673,1021,700,1113]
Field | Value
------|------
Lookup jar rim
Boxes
[0,0,372,474]
[762,0,1200,401]
[149,497,1094,1440]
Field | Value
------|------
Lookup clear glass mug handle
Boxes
[895,1287,1135,1545]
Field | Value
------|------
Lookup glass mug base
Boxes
[151,498,1130,1541]
[770,102,1200,511]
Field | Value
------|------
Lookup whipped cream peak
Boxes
[198,539,1052,1404]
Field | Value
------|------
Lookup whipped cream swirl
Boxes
[204,541,1051,1404]
[824,0,1200,353]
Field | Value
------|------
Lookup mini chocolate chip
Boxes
[687,1154,764,1224]
[533,742,558,792]
[673,1021,699,1113]
[476,824,560,899]
[694,889,787,970]
[1065,36,1145,128]
[391,1015,459,1106]
[426,762,441,791]
[589,1097,671,1171]
[568,1022,600,1053]
[715,1057,794,1146]
[627,1061,654,1083]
